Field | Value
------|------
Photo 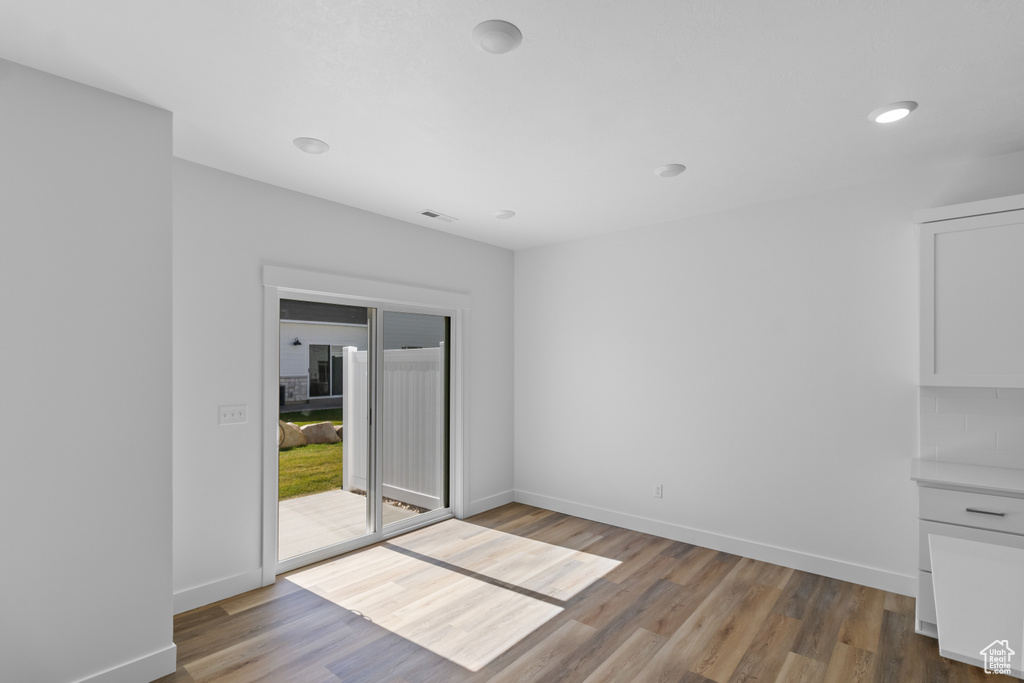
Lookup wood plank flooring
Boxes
[160,503,1020,682]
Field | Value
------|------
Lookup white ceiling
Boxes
[2,1,1023,250]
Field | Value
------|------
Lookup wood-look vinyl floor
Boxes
[160,503,1021,683]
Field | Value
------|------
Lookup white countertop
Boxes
[911,459,1024,497]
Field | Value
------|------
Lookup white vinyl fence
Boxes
[342,344,445,510]
[341,346,369,493]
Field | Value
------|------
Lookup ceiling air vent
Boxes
[420,210,457,223]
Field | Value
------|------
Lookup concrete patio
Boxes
[278,488,419,561]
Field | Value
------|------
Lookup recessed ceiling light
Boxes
[495,210,516,219]
[473,20,522,54]
[654,164,687,178]
[869,101,918,124]
[293,137,330,154]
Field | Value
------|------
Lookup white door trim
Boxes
[261,265,468,586]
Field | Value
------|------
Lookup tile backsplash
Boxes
[920,387,1024,469]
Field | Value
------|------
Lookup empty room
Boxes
[3,2,1024,682]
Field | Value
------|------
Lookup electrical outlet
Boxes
[219,404,247,425]
[653,484,663,498]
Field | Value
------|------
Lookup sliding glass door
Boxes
[275,296,453,572]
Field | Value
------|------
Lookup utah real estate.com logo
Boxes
[980,640,1015,676]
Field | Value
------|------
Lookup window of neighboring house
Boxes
[308,344,330,397]
[308,344,349,397]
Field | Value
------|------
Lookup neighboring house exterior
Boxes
[280,320,369,403]
[280,299,446,405]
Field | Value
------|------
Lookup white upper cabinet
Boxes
[916,194,1024,388]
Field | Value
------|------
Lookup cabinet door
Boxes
[929,534,1024,677]
[920,210,1024,387]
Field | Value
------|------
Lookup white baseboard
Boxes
[73,643,176,683]
[513,489,916,596]
[466,489,515,517]
[174,568,263,614]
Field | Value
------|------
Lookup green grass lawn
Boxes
[278,442,344,500]
[280,408,342,426]
[279,409,344,501]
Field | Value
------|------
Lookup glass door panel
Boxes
[278,299,372,562]
[379,311,450,527]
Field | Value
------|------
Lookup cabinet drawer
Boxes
[919,521,1024,571]
[919,487,1024,535]
[917,570,936,626]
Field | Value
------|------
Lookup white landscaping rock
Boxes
[300,421,341,444]
[279,421,307,449]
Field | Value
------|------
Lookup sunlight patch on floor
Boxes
[285,519,621,671]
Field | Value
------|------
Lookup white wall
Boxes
[514,149,1024,595]
[173,160,514,609]
[0,60,174,682]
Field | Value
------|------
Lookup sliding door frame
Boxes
[261,266,468,585]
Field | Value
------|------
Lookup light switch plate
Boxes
[219,404,247,425]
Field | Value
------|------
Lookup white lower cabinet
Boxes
[916,570,936,625]
[914,466,1024,677]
